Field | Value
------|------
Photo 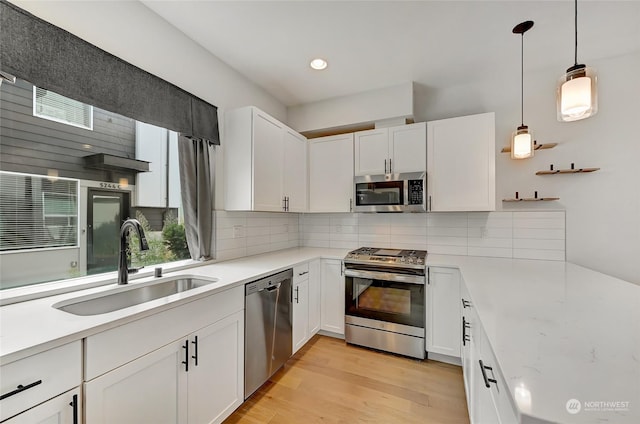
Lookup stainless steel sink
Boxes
[54,277,217,316]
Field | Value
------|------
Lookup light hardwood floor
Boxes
[225,335,470,424]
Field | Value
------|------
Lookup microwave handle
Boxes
[384,159,387,174]
[389,158,392,174]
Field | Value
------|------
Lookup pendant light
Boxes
[557,0,597,121]
[511,21,534,160]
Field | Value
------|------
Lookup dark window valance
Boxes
[0,0,219,144]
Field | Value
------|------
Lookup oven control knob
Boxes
[417,258,424,264]
[408,258,415,264]
[400,257,406,262]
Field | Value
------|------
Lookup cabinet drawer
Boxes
[85,285,243,380]
[480,331,518,424]
[293,263,310,284]
[0,341,81,422]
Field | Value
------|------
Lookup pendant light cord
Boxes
[521,32,524,127]
[574,0,578,66]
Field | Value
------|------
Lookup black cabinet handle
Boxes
[479,360,497,388]
[298,271,309,276]
[182,339,189,372]
[389,158,392,174]
[191,336,199,367]
[69,393,79,424]
[461,298,471,309]
[294,286,299,303]
[462,316,471,346]
[0,379,42,401]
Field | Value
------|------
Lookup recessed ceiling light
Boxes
[309,58,328,70]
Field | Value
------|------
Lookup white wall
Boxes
[414,52,640,284]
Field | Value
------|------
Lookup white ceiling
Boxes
[142,1,640,107]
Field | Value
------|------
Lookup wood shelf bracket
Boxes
[536,163,600,175]
[502,191,559,202]
[501,142,558,153]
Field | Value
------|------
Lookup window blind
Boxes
[0,171,79,251]
[34,86,93,130]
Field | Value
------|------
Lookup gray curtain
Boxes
[178,136,215,261]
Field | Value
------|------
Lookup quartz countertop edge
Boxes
[1,248,639,424]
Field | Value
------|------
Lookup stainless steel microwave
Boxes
[354,172,426,212]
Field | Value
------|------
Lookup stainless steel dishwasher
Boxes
[244,268,292,399]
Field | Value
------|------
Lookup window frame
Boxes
[32,86,94,131]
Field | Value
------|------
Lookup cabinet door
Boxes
[188,311,244,424]
[253,109,285,211]
[85,339,188,424]
[308,259,321,336]
[320,259,345,335]
[292,279,310,354]
[389,122,426,173]
[426,267,461,358]
[283,129,308,212]
[4,388,80,424]
[354,128,389,176]
[427,113,495,211]
[309,134,354,213]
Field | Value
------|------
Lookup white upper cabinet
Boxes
[308,133,354,213]
[354,128,389,175]
[389,122,427,174]
[427,112,495,212]
[354,122,426,176]
[283,129,308,212]
[224,106,307,212]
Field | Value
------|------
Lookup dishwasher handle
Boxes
[265,283,281,292]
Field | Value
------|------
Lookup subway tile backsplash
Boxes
[215,210,565,262]
[299,211,566,261]
[215,211,300,261]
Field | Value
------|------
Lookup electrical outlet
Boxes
[233,225,245,238]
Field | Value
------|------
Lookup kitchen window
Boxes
[33,86,93,130]
[1,78,194,291]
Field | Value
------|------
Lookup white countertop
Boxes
[427,254,640,424]
[1,248,638,423]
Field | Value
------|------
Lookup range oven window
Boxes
[355,181,404,206]
[346,276,424,328]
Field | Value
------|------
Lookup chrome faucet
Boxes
[118,218,149,285]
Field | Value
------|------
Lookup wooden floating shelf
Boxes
[503,197,560,202]
[536,167,600,175]
[501,143,558,153]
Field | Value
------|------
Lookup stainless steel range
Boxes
[344,247,427,359]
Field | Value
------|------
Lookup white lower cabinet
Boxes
[0,341,81,423]
[3,388,80,424]
[308,259,321,335]
[462,279,518,424]
[426,267,461,358]
[86,310,243,424]
[292,260,322,354]
[85,337,188,424]
[320,259,345,335]
[84,287,244,424]
[292,278,310,354]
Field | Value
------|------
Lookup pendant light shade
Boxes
[511,21,534,160]
[557,0,598,121]
[512,125,534,160]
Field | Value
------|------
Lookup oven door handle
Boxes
[344,269,425,285]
